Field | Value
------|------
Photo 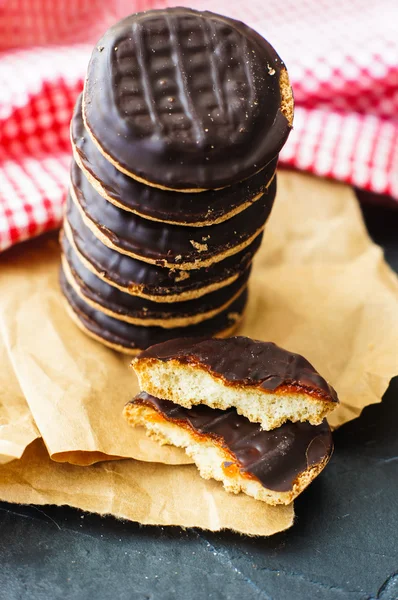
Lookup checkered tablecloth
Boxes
[1,0,397,251]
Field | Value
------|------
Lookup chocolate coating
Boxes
[62,232,251,321]
[84,8,292,189]
[72,93,278,225]
[65,195,263,298]
[60,271,248,351]
[138,337,339,403]
[132,392,333,492]
[70,161,275,267]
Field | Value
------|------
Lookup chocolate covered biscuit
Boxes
[83,8,293,191]
[61,236,251,328]
[60,272,248,354]
[69,163,275,270]
[132,337,339,430]
[64,198,263,302]
[72,94,277,226]
[124,392,333,505]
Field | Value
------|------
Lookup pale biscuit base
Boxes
[70,182,265,271]
[63,219,245,303]
[72,141,276,227]
[132,360,336,431]
[124,403,328,505]
[62,253,247,329]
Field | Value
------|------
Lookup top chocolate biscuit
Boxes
[83,8,293,191]
[138,336,338,404]
[72,93,277,226]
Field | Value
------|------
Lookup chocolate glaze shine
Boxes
[138,337,339,403]
[60,272,248,350]
[72,94,278,224]
[62,233,251,320]
[83,8,292,189]
[65,198,263,297]
[132,392,333,491]
[70,161,276,266]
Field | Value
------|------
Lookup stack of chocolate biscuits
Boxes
[125,337,339,505]
[60,8,293,354]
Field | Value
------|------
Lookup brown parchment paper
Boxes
[0,171,397,465]
[0,234,189,467]
[0,333,39,464]
[250,172,398,427]
[0,439,294,536]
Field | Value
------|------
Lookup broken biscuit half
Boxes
[131,336,339,431]
[124,392,333,505]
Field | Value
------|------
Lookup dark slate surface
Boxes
[0,197,397,600]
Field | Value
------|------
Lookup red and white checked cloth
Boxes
[1,0,398,251]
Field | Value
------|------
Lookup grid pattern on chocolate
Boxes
[112,13,256,145]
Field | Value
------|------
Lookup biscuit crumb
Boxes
[97,46,104,52]
[190,240,208,252]
[267,63,276,75]
[174,271,190,282]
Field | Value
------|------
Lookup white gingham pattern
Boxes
[1,0,397,251]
